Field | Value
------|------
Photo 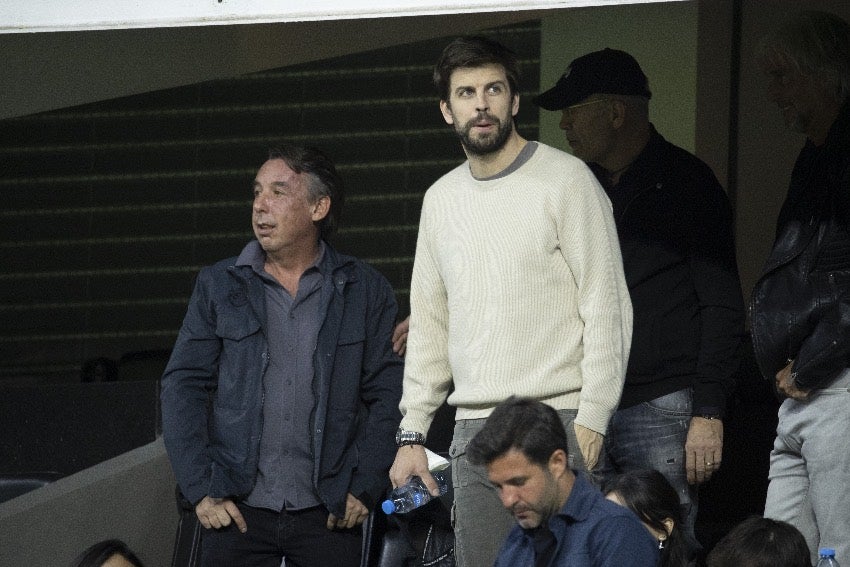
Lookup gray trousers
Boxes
[764,369,850,566]
[448,409,585,567]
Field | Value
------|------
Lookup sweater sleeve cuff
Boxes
[575,400,615,436]
[399,415,432,439]
[692,386,728,418]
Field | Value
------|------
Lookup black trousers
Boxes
[201,503,362,567]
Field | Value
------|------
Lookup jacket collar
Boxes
[767,100,850,269]
[232,239,356,283]
[518,471,594,544]
[235,239,327,274]
[819,99,850,154]
[589,124,667,191]
[555,471,596,524]
[225,240,359,333]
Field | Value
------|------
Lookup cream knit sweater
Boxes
[400,143,632,436]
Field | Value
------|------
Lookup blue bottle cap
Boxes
[820,548,836,556]
[381,499,396,514]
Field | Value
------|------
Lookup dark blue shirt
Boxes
[494,473,659,567]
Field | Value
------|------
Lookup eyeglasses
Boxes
[561,98,609,119]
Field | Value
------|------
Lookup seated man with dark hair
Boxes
[466,397,657,567]
[706,516,811,567]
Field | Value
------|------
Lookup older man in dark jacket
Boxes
[752,11,850,564]
[161,144,403,567]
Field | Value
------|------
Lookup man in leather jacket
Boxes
[752,11,850,564]
[160,144,403,566]
[535,48,746,558]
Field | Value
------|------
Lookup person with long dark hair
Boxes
[70,539,144,567]
[603,469,690,567]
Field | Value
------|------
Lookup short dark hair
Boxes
[70,539,145,567]
[433,36,521,102]
[466,396,568,468]
[603,469,689,567]
[706,516,811,567]
[757,10,850,101]
[266,144,345,239]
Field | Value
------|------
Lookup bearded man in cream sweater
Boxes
[389,36,632,567]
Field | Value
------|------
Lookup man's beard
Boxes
[454,112,514,156]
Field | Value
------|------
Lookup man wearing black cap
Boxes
[536,48,745,556]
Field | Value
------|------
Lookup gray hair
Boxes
[758,10,850,102]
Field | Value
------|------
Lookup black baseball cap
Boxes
[534,48,652,110]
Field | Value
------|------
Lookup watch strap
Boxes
[396,428,426,447]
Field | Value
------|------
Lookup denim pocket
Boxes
[644,388,692,418]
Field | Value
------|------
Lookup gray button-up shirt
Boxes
[241,240,325,511]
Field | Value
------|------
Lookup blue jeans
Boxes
[764,369,850,566]
[597,388,700,555]
[449,409,585,567]
[200,504,362,567]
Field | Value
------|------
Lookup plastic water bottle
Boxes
[817,548,840,567]
[381,471,449,514]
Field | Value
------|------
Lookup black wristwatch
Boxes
[396,428,426,447]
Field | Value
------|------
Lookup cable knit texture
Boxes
[400,143,632,436]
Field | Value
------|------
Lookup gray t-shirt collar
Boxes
[472,141,539,181]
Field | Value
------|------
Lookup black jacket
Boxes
[590,127,745,416]
[751,102,850,391]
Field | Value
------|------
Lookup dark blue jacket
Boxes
[160,242,403,517]
[494,473,658,567]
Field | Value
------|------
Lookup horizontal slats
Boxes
[0,22,540,383]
